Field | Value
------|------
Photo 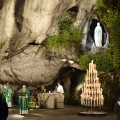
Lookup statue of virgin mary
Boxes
[94,22,102,47]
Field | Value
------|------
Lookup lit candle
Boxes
[81,94,83,105]
[92,61,94,68]
[86,96,88,105]
[91,76,92,82]
[100,92,102,98]
[96,78,98,84]
[97,98,98,105]
[86,84,88,93]
[94,69,95,74]
[101,88,103,94]
[102,98,104,105]
[89,63,91,71]
[96,70,97,78]
[87,96,89,105]
[86,78,88,84]
[94,79,95,84]
[88,73,90,79]
[87,70,89,77]
[94,84,97,92]
[92,89,93,97]
[100,98,102,105]
[87,79,89,84]
[88,97,90,105]
[94,98,95,105]
[91,97,92,106]
[101,95,104,105]
[98,93,100,99]
[98,92,101,99]
[90,68,92,73]
[98,84,100,91]
[89,89,90,95]
[84,82,85,92]
[94,84,96,91]
[91,60,93,64]
[83,95,85,105]
[96,84,98,91]
[94,91,96,98]
[82,95,84,105]
[97,86,99,91]
[99,98,101,105]
[94,64,96,69]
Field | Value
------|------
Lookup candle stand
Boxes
[78,60,107,116]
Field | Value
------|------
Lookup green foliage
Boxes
[77,0,120,72]
[103,10,120,42]
[77,55,90,70]
[77,44,115,71]
[46,19,83,53]
[96,0,108,9]
[58,18,73,32]
[93,1,120,110]
[77,0,120,110]
[96,0,120,43]
[97,0,120,70]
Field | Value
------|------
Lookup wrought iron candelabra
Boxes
[80,60,104,112]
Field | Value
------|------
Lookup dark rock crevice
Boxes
[2,44,30,60]
[14,0,25,32]
[67,6,78,13]
[0,0,4,10]
[28,40,40,45]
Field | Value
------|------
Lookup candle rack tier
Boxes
[78,60,107,116]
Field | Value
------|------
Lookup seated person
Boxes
[55,82,64,93]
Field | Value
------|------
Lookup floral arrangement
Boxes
[28,96,39,109]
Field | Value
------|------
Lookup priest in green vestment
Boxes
[0,84,6,101]
[18,85,30,115]
[6,83,13,107]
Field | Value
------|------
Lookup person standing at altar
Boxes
[5,83,13,107]
[4,84,8,102]
[114,97,120,120]
[55,82,64,93]
[18,85,30,115]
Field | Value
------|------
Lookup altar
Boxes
[37,93,64,109]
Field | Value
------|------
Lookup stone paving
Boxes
[7,105,116,120]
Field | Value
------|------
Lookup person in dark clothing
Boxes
[114,97,120,120]
[0,93,8,120]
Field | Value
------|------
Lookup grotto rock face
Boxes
[0,0,96,88]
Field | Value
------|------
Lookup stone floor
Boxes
[7,105,116,120]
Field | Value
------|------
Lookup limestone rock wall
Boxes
[0,0,96,88]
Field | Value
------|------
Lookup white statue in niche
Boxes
[94,22,102,47]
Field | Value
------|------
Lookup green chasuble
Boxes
[5,86,13,103]
[0,87,6,101]
[18,88,30,110]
